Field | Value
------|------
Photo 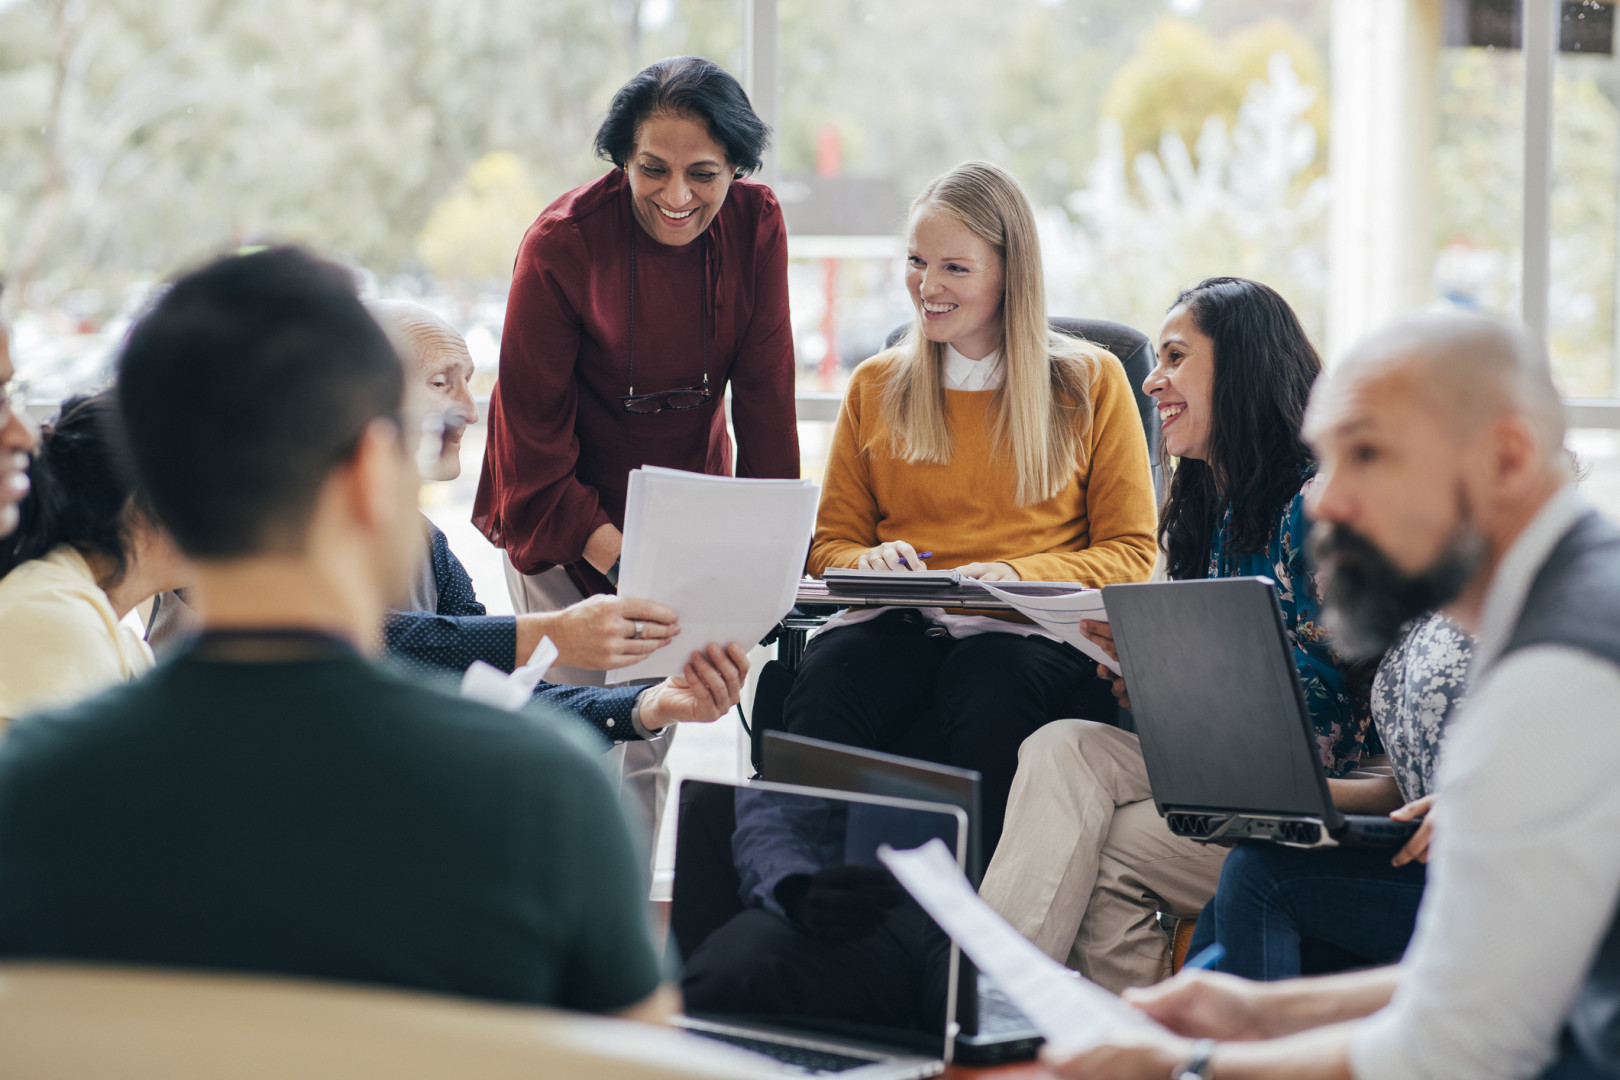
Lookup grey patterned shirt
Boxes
[1370,612,1473,802]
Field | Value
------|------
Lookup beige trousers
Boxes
[501,556,675,838]
[978,720,1227,992]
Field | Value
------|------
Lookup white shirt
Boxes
[0,545,154,722]
[1351,487,1620,1080]
[942,343,1003,392]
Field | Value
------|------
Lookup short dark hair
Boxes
[1160,277,1322,580]
[594,56,770,177]
[116,247,404,559]
[0,391,144,582]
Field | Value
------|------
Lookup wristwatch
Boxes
[1176,1039,1217,1080]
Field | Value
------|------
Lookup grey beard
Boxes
[1310,518,1487,661]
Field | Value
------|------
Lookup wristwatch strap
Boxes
[1176,1039,1217,1080]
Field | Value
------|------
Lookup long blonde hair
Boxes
[879,161,1097,507]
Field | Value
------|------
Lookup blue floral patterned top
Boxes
[1205,481,1370,777]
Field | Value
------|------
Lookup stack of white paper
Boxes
[878,838,1162,1053]
[978,582,1119,675]
[609,466,820,684]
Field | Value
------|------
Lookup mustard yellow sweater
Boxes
[808,350,1158,584]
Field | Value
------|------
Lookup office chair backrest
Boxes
[0,963,775,1080]
[883,317,1162,498]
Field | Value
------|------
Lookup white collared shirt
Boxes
[942,343,1003,392]
[1351,487,1620,1080]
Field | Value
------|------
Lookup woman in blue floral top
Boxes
[982,278,1367,992]
[1208,486,1368,776]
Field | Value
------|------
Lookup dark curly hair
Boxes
[0,390,146,583]
[594,56,770,177]
[1160,277,1321,581]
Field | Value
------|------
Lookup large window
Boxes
[6,0,1620,860]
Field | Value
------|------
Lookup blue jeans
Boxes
[1186,842,1427,980]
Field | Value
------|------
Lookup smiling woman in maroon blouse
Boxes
[475,56,801,659]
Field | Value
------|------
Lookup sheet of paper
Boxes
[610,467,820,684]
[978,582,1119,675]
[878,839,1160,1053]
[460,636,559,711]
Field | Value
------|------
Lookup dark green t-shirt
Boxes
[0,636,663,1012]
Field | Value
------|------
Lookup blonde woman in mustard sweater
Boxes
[784,161,1158,855]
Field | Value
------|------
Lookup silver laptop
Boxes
[1103,577,1420,849]
[670,778,967,1078]
[759,732,1043,1065]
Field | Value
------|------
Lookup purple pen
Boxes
[897,551,934,568]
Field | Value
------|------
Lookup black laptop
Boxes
[1102,577,1419,849]
[670,778,966,1078]
[760,732,1043,1065]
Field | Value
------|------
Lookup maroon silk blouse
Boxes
[473,169,801,593]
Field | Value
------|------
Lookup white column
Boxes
[1522,0,1557,343]
[1327,0,1442,361]
[743,0,780,187]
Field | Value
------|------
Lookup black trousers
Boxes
[681,904,950,1043]
[782,611,1110,857]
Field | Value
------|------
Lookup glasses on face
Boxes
[620,378,713,415]
[354,409,467,476]
[0,378,32,424]
[413,410,469,474]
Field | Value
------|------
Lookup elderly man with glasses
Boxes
[366,298,750,753]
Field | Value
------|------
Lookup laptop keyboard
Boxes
[692,1028,878,1073]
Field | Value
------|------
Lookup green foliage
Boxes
[1433,49,1620,398]
[0,0,742,310]
[1101,16,1327,181]
[416,151,547,285]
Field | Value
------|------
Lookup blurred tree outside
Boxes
[1049,50,1329,346]
[416,151,548,286]
[1101,16,1328,185]
[0,0,741,321]
[1432,47,1620,399]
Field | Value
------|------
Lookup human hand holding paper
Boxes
[876,839,1163,1054]
[460,636,560,712]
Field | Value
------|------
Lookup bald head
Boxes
[1313,311,1565,460]
[1305,310,1576,639]
[364,300,477,482]
[365,300,470,373]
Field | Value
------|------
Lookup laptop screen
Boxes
[1104,577,1336,819]
[671,779,965,1059]
[761,732,984,883]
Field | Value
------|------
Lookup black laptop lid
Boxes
[670,778,966,1059]
[761,731,985,883]
[1101,577,1336,821]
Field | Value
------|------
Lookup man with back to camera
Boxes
[0,287,41,539]
[1043,311,1620,1080]
[145,296,748,752]
[0,247,690,1021]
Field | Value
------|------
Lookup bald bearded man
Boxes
[1043,312,1620,1080]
